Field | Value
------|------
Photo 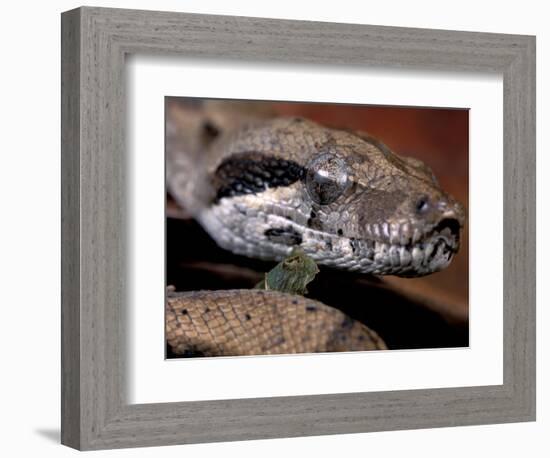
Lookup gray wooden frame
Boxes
[61,6,536,451]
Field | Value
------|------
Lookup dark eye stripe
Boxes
[213,152,304,202]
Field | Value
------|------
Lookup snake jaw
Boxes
[368,219,462,277]
[353,202,464,276]
[200,192,463,277]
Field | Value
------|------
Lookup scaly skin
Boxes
[166,289,386,357]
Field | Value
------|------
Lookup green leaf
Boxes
[255,249,319,295]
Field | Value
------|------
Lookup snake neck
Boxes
[166,98,275,214]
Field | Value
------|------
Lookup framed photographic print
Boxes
[164,97,469,358]
[61,6,536,450]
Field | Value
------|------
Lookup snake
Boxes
[166,100,465,357]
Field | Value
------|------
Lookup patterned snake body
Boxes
[166,101,465,356]
[166,289,387,357]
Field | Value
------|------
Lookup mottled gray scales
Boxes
[166,290,386,356]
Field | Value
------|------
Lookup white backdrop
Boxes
[0,0,547,457]
[129,58,503,403]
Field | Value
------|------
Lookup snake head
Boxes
[200,117,465,277]
[299,129,466,276]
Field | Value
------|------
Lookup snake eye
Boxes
[305,153,351,205]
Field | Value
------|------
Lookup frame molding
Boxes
[61,6,536,450]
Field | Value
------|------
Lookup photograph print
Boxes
[165,98,469,358]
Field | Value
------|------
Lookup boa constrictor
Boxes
[166,100,465,357]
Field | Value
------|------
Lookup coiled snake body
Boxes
[166,101,465,357]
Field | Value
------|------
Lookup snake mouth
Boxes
[421,218,461,257]
[429,218,460,246]
[200,198,463,277]
[361,217,462,276]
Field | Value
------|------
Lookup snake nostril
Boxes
[202,120,220,139]
[415,196,430,214]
